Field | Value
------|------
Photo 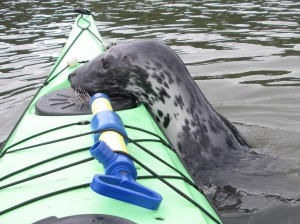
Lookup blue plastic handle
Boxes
[89,93,163,210]
[91,173,162,210]
[90,140,162,210]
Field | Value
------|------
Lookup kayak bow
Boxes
[0,9,223,224]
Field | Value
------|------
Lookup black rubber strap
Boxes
[115,150,222,224]
[0,183,90,216]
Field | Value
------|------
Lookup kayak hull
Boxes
[0,13,222,224]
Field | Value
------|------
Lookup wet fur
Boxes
[69,39,250,168]
[69,39,300,216]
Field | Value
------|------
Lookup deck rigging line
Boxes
[0,123,221,223]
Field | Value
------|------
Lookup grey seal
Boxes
[68,39,250,169]
[69,39,300,220]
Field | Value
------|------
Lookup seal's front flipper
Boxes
[217,112,251,148]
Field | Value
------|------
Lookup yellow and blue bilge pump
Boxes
[89,93,163,210]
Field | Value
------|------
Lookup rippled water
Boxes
[1,1,300,223]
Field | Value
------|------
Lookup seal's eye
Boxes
[102,58,110,70]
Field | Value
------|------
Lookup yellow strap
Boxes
[91,96,127,153]
[91,97,112,114]
[99,131,128,153]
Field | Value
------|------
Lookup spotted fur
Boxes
[69,39,250,169]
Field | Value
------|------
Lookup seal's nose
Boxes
[68,72,74,81]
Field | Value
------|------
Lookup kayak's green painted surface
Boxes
[0,14,222,224]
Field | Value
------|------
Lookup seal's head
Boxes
[69,45,131,96]
[69,40,170,102]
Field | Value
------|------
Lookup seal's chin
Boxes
[71,85,91,102]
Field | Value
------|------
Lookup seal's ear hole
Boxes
[123,55,128,60]
[102,57,110,70]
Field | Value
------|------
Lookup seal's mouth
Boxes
[71,85,91,102]
[69,72,91,102]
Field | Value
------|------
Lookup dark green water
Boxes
[1,1,300,223]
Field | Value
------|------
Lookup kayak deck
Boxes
[0,104,219,224]
[0,12,222,224]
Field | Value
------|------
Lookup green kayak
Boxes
[0,9,223,224]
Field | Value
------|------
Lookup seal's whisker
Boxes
[78,90,84,102]
[81,88,91,101]
[76,86,81,101]
[75,86,90,102]
[73,86,82,102]
[79,86,85,102]
[76,87,80,101]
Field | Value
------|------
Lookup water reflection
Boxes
[1,1,300,223]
